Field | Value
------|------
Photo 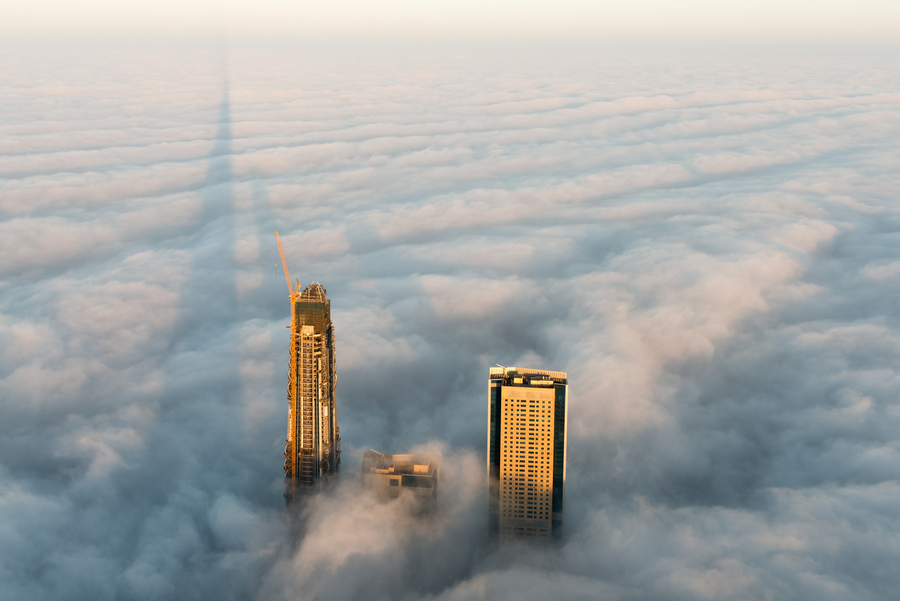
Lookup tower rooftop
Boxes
[299,282,327,302]
[489,366,567,384]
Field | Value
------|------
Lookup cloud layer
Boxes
[2,45,900,600]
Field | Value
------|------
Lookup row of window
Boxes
[502,509,549,515]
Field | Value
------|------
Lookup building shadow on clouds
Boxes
[106,77,287,600]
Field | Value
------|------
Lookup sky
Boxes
[4,0,900,45]
[2,7,900,601]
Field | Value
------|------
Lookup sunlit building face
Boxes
[488,366,568,540]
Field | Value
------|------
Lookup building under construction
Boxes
[277,233,341,503]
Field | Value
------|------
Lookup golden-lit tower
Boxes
[277,233,340,502]
[488,366,568,539]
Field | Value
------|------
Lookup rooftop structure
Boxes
[362,450,440,505]
[488,366,568,540]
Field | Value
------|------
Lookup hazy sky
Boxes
[5,0,900,44]
[2,15,900,601]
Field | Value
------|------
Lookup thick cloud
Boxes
[1,45,900,600]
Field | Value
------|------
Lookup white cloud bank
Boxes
[1,45,899,600]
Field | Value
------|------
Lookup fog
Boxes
[1,45,899,600]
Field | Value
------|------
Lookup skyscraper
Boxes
[488,366,568,539]
[283,281,341,501]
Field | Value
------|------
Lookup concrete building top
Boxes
[362,451,440,477]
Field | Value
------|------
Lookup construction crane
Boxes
[275,231,294,294]
[277,231,298,485]
[275,231,298,322]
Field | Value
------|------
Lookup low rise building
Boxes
[362,450,440,504]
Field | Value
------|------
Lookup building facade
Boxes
[362,450,440,506]
[488,366,568,539]
[284,282,340,502]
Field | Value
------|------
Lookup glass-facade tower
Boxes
[488,366,567,539]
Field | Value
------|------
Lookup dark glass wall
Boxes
[552,384,567,516]
[488,381,502,535]
[489,383,502,474]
